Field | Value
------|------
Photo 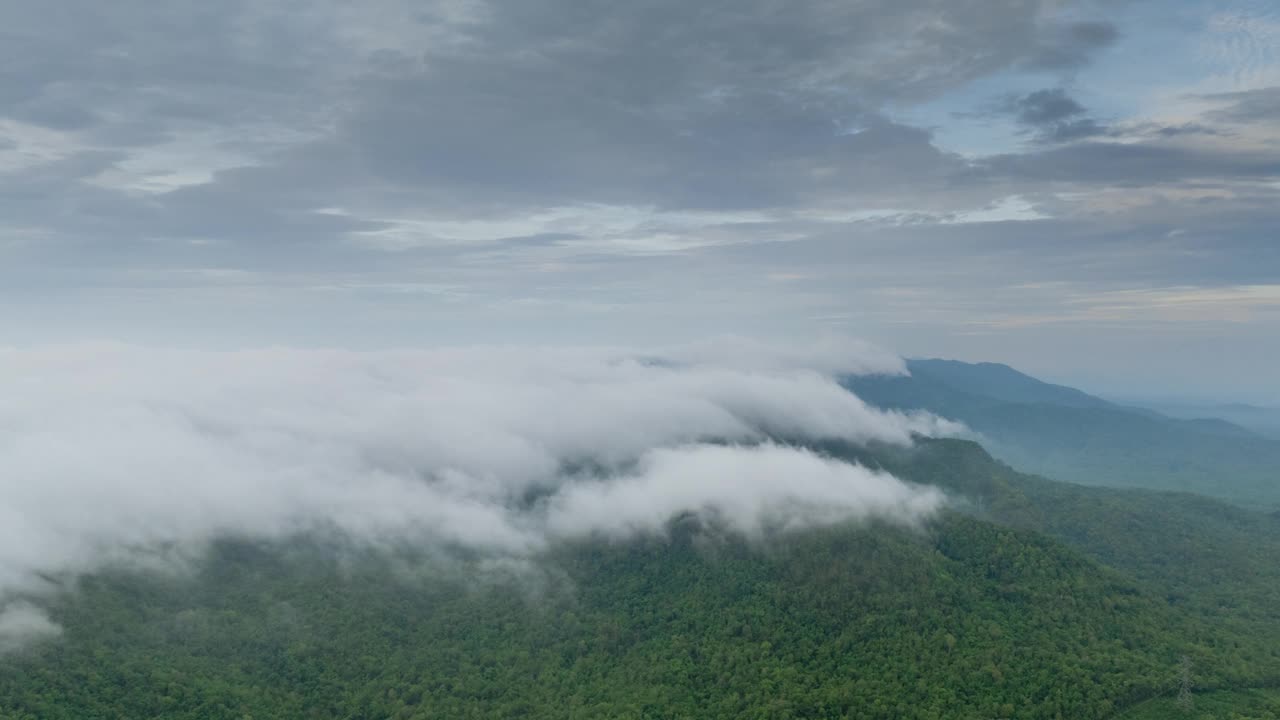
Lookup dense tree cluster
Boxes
[2,438,1279,719]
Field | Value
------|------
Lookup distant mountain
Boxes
[904,359,1111,409]
[1120,399,1280,440]
[843,359,1280,507]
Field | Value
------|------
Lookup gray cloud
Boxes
[1014,89,1089,126]
[1204,86,1280,124]
[0,0,1276,400]
[986,140,1280,183]
[7,97,101,132]
[0,0,1118,225]
[998,88,1109,143]
[1022,20,1119,70]
[1139,122,1229,138]
[0,0,1144,268]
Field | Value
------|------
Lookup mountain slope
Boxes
[0,519,1241,720]
[843,359,1280,506]
[905,359,1111,409]
[854,438,1280,627]
[4,438,1280,719]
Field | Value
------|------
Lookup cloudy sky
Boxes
[2,0,1278,400]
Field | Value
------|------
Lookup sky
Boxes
[2,0,1279,401]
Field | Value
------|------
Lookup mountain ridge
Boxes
[5,436,1280,719]
[844,359,1280,506]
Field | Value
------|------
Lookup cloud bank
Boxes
[546,443,943,539]
[0,340,953,650]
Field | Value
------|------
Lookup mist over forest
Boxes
[0,341,949,648]
[3,0,1279,717]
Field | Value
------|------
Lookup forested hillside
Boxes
[861,439,1280,636]
[843,359,1280,507]
[3,439,1279,719]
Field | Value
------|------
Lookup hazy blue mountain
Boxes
[904,359,1112,409]
[1117,399,1280,440]
[843,359,1280,507]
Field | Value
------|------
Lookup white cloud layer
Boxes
[0,340,954,650]
[546,443,944,539]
